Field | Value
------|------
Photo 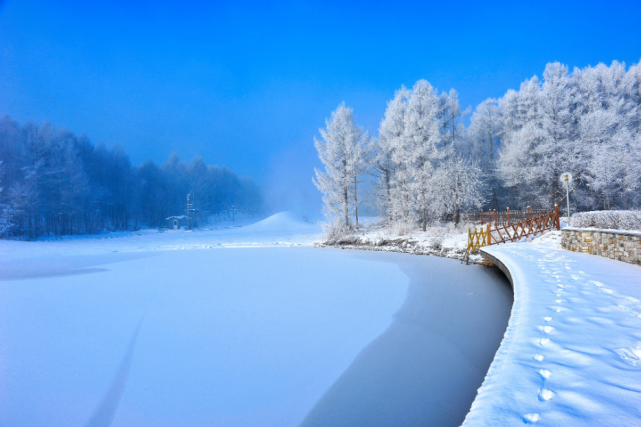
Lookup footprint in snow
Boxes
[538,369,551,380]
[540,338,550,346]
[533,354,545,361]
[615,343,641,365]
[543,317,552,322]
[523,413,540,423]
[538,326,554,333]
[538,388,555,401]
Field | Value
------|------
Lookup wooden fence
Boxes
[465,206,560,264]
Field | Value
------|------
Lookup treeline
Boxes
[314,60,641,234]
[0,116,262,238]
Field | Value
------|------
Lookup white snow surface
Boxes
[463,231,641,426]
[0,212,412,426]
[0,211,515,427]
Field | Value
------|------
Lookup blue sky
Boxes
[1,0,640,206]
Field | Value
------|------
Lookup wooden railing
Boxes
[465,206,560,264]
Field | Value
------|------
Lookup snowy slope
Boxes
[463,232,641,426]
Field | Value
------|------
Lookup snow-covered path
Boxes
[464,233,641,426]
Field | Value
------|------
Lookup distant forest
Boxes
[0,116,262,238]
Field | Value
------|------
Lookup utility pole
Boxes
[187,192,194,230]
[560,173,572,227]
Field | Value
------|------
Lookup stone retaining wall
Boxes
[561,227,641,266]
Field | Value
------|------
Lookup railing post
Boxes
[555,204,560,230]
[507,207,510,223]
[487,223,491,246]
[527,206,531,221]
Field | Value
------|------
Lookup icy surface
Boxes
[300,252,512,427]
[463,231,641,426]
[0,215,407,427]
[0,212,513,427]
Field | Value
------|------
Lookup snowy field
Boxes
[464,232,641,426]
[0,212,513,426]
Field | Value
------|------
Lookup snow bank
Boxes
[463,233,641,426]
[571,210,641,230]
[317,222,473,262]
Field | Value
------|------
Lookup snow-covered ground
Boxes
[0,212,513,427]
[318,220,472,260]
[0,213,408,426]
[464,231,641,426]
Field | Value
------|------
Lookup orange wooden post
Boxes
[555,204,560,230]
[527,206,531,220]
[507,207,510,223]
[487,223,492,245]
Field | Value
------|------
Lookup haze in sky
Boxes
[1,0,640,211]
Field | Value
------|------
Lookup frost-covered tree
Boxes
[433,156,486,225]
[313,103,370,229]
[0,161,14,235]
[404,80,446,231]
[467,98,502,209]
[0,115,262,238]
[372,87,409,224]
[440,89,469,150]
[332,59,641,237]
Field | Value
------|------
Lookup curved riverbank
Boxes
[300,251,513,427]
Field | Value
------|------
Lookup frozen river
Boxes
[0,214,512,426]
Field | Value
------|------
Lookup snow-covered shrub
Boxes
[571,210,641,230]
[322,221,355,241]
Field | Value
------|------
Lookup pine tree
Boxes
[313,103,369,231]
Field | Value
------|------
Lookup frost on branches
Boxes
[314,59,641,241]
[313,103,371,236]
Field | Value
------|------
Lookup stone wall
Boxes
[561,227,641,266]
